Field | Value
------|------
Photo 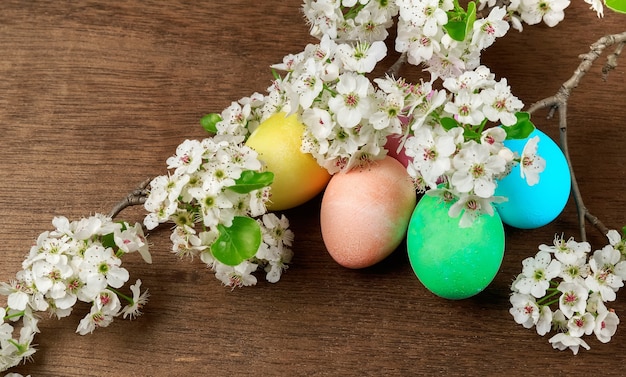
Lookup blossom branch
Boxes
[108,177,152,219]
[527,30,626,242]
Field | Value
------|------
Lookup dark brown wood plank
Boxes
[0,1,625,375]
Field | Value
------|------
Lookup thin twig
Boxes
[603,40,624,80]
[585,211,610,237]
[555,104,588,241]
[528,30,626,242]
[108,177,152,219]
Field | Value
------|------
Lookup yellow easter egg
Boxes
[245,112,331,210]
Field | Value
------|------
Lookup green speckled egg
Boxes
[407,194,505,300]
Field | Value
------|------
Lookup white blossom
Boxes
[336,40,387,73]
[594,308,619,343]
[519,0,571,27]
[585,245,625,301]
[548,332,590,355]
[566,312,595,337]
[451,141,506,198]
[520,136,546,186]
[328,72,374,128]
[509,293,540,328]
[480,78,523,126]
[557,281,589,318]
[513,251,561,298]
[471,7,510,50]
[404,125,455,188]
[539,234,590,265]
[215,261,259,289]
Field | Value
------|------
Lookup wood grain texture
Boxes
[0,1,625,376]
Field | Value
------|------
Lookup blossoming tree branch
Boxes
[2,0,626,372]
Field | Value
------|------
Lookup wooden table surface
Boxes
[1,1,625,376]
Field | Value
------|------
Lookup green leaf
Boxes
[343,3,367,20]
[462,126,481,141]
[502,112,536,140]
[211,216,262,266]
[228,170,274,194]
[200,113,222,134]
[101,232,116,249]
[606,0,626,13]
[465,2,477,39]
[444,20,467,41]
[440,116,460,131]
[100,221,128,250]
[444,1,476,41]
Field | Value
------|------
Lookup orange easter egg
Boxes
[320,156,417,269]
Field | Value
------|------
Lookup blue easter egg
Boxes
[494,128,570,229]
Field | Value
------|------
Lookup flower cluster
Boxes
[297,0,546,227]
[269,34,540,225]
[510,230,626,354]
[0,214,150,370]
[269,35,402,173]
[397,3,511,79]
[303,0,576,52]
[144,135,294,288]
[302,0,398,43]
[503,0,572,28]
[303,0,513,80]
[400,66,544,226]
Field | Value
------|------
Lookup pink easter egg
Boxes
[320,156,417,269]
[385,134,412,168]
